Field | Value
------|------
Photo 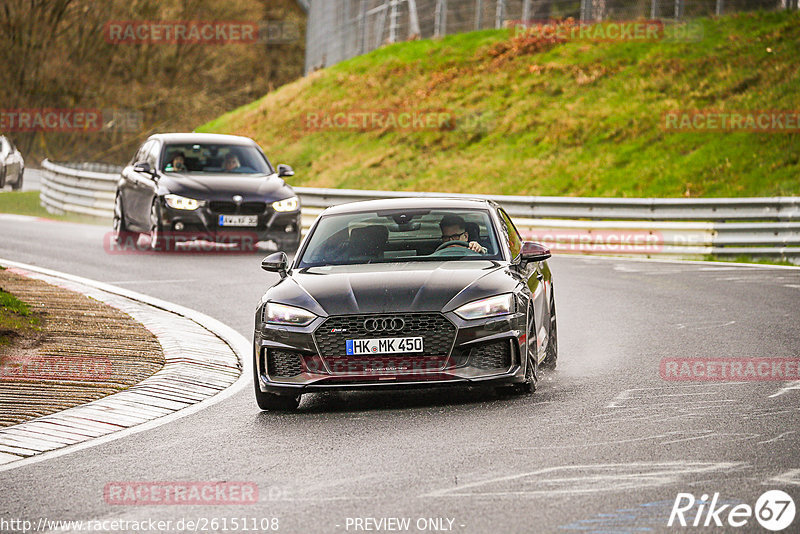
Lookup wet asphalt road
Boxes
[1,215,799,534]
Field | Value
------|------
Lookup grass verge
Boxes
[0,191,109,225]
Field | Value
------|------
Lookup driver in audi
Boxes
[439,214,487,254]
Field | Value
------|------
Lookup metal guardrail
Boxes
[39,160,800,264]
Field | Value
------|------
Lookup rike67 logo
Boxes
[669,490,795,531]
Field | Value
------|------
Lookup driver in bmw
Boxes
[439,214,487,253]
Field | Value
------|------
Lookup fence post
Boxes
[580,0,588,22]
[495,0,506,29]
[435,0,447,37]
[674,0,683,20]
[358,0,367,54]
[388,0,399,43]
[715,0,724,15]
[475,0,483,29]
[650,0,657,18]
[407,0,421,37]
[522,0,531,23]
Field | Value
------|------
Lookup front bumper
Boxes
[158,199,301,244]
[253,311,530,395]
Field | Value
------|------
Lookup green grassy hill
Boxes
[200,12,800,198]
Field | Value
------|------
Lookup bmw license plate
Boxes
[219,215,258,227]
[346,337,423,355]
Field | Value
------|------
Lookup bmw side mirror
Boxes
[520,242,551,263]
[262,252,289,278]
[277,164,294,178]
[134,162,153,175]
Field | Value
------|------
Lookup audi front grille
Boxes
[313,314,456,374]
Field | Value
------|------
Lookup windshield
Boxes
[161,143,273,175]
[298,208,503,268]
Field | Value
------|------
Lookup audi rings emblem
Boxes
[364,317,405,332]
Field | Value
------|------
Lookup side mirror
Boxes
[133,162,153,175]
[520,242,551,263]
[277,164,294,178]
[261,252,289,278]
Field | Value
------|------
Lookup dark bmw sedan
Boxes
[253,198,558,410]
[113,133,301,251]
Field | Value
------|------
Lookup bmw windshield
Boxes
[297,209,504,267]
[161,143,274,175]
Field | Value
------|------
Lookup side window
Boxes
[498,209,523,259]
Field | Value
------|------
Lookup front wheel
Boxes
[11,168,23,190]
[149,201,168,251]
[253,364,300,411]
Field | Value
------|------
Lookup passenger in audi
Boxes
[439,214,487,253]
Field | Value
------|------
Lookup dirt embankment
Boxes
[0,269,165,427]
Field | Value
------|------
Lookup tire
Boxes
[253,362,300,411]
[11,168,22,191]
[541,289,558,370]
[112,194,139,244]
[497,310,537,397]
[149,201,168,251]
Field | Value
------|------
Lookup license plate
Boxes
[346,337,423,355]
[219,215,258,227]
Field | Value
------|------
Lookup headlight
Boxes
[164,194,202,211]
[263,302,316,326]
[454,294,515,320]
[272,196,299,212]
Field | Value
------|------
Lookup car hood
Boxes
[158,173,292,201]
[266,261,520,316]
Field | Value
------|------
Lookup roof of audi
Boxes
[321,197,497,215]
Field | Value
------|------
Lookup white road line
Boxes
[769,381,800,399]
[107,279,196,285]
[758,431,797,445]
[422,462,743,498]
[766,469,800,486]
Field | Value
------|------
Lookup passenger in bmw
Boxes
[439,214,487,254]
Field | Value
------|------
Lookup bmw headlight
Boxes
[164,194,203,211]
[272,196,299,212]
[454,294,515,320]
[263,302,316,326]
